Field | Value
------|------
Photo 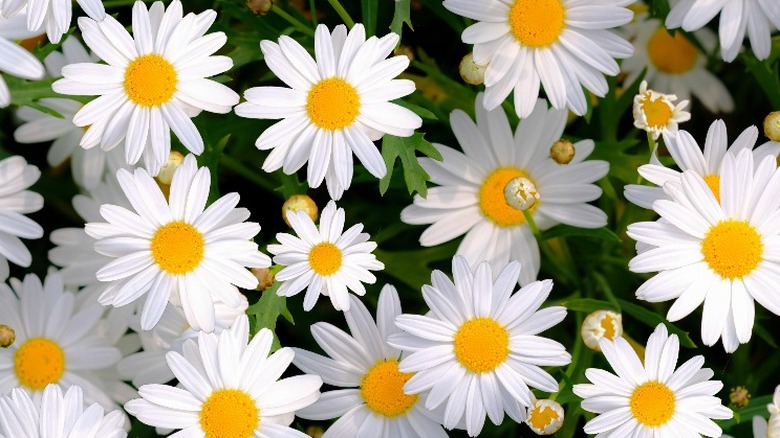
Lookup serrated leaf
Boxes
[246,280,294,350]
[380,132,441,197]
[394,99,438,120]
[390,0,412,37]
[541,224,622,242]
[618,299,697,348]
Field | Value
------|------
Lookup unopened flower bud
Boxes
[526,398,564,435]
[305,425,324,438]
[282,194,318,227]
[459,53,486,86]
[247,0,273,15]
[581,310,623,351]
[252,267,275,291]
[156,151,185,185]
[504,177,539,211]
[729,386,751,408]
[0,325,15,348]
[550,139,575,164]
[764,111,780,142]
[394,45,414,63]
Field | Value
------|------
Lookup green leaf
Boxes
[618,299,697,348]
[361,0,378,36]
[649,0,671,20]
[390,0,412,37]
[717,395,770,430]
[743,52,780,108]
[541,224,622,243]
[274,172,308,198]
[380,132,441,197]
[560,298,620,313]
[393,99,438,120]
[246,279,294,351]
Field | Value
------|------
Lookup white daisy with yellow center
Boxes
[444,0,634,117]
[52,0,239,176]
[401,94,608,285]
[292,285,447,437]
[0,9,44,107]
[0,0,104,44]
[0,156,43,281]
[629,150,780,352]
[268,200,384,312]
[124,315,323,438]
[234,23,422,201]
[632,81,691,140]
[85,154,271,333]
[388,256,571,437]
[574,323,733,436]
[525,397,564,435]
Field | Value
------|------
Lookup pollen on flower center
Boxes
[308,242,343,276]
[453,317,509,373]
[629,381,675,426]
[508,0,566,47]
[701,220,763,280]
[647,28,698,74]
[199,389,259,438]
[479,167,538,227]
[151,221,205,275]
[639,94,673,128]
[306,78,360,130]
[528,400,562,432]
[124,54,178,107]
[703,174,721,203]
[600,313,617,340]
[360,360,418,417]
[14,338,65,390]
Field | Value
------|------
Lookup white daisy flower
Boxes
[52,0,240,176]
[666,0,780,62]
[574,323,733,436]
[268,200,384,312]
[292,285,447,438]
[0,0,104,44]
[632,81,691,140]
[234,23,422,200]
[628,150,780,352]
[401,94,608,285]
[85,154,271,332]
[388,256,571,437]
[444,0,634,117]
[124,315,323,438]
[525,397,564,435]
[0,384,126,438]
[0,155,43,281]
[0,9,44,107]
[581,309,623,352]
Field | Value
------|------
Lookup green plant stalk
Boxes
[271,5,315,36]
[220,154,282,197]
[522,210,578,287]
[327,0,355,28]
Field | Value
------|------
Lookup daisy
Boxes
[124,315,323,438]
[0,9,44,107]
[632,81,690,140]
[628,150,780,352]
[0,384,126,438]
[52,0,239,176]
[292,285,448,438]
[268,200,384,312]
[401,94,608,284]
[573,323,733,436]
[581,310,623,352]
[388,256,571,436]
[234,23,422,200]
[666,0,780,62]
[443,0,634,117]
[85,154,271,333]
[0,0,103,44]
[525,397,564,435]
[0,155,43,280]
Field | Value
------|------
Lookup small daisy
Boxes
[573,323,733,436]
[388,256,571,437]
[124,315,323,438]
[0,0,104,44]
[292,285,447,438]
[234,23,421,200]
[0,155,43,280]
[581,310,623,352]
[401,94,608,284]
[0,384,126,438]
[85,154,271,332]
[0,10,44,107]
[633,81,690,140]
[444,0,634,117]
[268,200,384,312]
[628,150,780,352]
[525,397,564,435]
[52,0,239,175]
[666,0,780,62]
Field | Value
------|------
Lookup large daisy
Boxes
[443,0,634,117]
[401,94,608,284]
[52,0,239,176]
[85,154,271,332]
[0,155,43,281]
[0,9,44,107]
[628,150,780,352]
[573,323,733,436]
[0,0,104,44]
[388,256,571,436]
[234,23,421,200]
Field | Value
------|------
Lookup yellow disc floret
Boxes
[479,167,538,227]
[308,242,343,276]
[151,221,205,274]
[14,338,65,390]
[508,0,566,47]
[200,389,259,438]
[703,174,721,203]
[639,94,673,128]
[647,28,698,74]
[701,220,763,280]
[629,381,675,426]
[124,54,178,107]
[360,360,418,417]
[453,318,510,373]
[306,78,360,130]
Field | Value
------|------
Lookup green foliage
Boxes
[379,132,442,197]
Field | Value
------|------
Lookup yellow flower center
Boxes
[306,78,360,130]
[600,313,617,340]
[639,94,673,128]
[629,381,676,426]
[199,389,259,438]
[14,338,65,390]
[647,28,698,74]
[453,317,510,373]
[151,221,205,275]
[528,402,561,431]
[308,242,343,276]
[508,0,566,47]
[701,220,763,280]
[703,174,720,203]
[479,167,538,227]
[360,360,418,417]
[124,54,178,107]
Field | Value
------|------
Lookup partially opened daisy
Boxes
[574,323,733,436]
[0,155,43,280]
[268,200,384,312]
[0,10,44,107]
[388,256,571,436]
[292,285,447,438]
[401,94,608,284]
[85,154,271,333]
[234,23,421,200]
[633,81,690,140]
[125,315,323,438]
[628,150,780,352]
[443,0,634,117]
[52,0,239,175]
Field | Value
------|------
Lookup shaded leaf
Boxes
[380,132,441,197]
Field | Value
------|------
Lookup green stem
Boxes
[647,131,656,155]
[522,210,578,286]
[326,0,355,28]
[220,155,282,197]
[309,0,318,26]
[271,6,315,36]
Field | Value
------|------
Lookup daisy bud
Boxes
[459,53,486,86]
[764,111,780,142]
[251,267,275,291]
[633,81,690,140]
[247,0,273,14]
[550,139,575,164]
[0,325,14,348]
[394,46,414,63]
[729,386,751,408]
[282,194,318,228]
[503,177,539,211]
[526,399,564,435]
[305,425,324,438]
[581,310,623,351]
[156,151,185,186]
